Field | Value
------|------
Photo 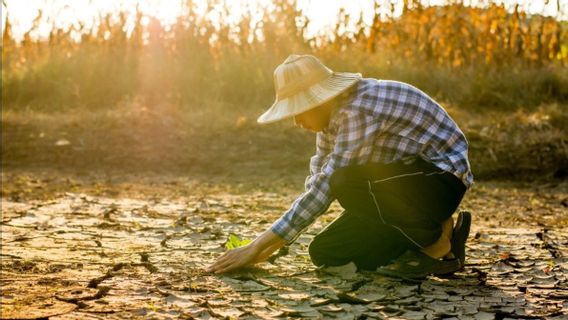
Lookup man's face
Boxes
[293,99,335,132]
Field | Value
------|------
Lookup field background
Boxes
[2,0,568,184]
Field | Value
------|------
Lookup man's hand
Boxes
[206,229,286,274]
[206,243,260,274]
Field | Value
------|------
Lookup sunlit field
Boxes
[3,0,567,111]
[2,0,567,178]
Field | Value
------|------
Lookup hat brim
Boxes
[257,72,362,124]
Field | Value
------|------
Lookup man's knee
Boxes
[308,237,324,267]
[308,239,322,267]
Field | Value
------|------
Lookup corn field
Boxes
[2,0,567,111]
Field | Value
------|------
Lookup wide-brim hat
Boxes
[257,54,361,124]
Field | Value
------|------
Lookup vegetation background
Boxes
[2,0,568,185]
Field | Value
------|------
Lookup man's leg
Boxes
[309,159,466,270]
[308,210,413,270]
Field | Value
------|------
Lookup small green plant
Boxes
[225,233,252,250]
[146,302,159,312]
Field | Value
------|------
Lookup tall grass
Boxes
[2,0,567,112]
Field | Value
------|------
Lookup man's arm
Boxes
[305,130,334,190]
[206,132,332,274]
[271,110,370,244]
[208,111,371,273]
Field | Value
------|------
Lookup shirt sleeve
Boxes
[270,111,369,244]
[304,130,334,190]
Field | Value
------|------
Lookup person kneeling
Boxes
[207,54,473,279]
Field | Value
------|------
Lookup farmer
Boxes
[207,54,473,278]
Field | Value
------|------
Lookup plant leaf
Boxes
[226,233,251,250]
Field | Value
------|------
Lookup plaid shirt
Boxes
[271,78,473,243]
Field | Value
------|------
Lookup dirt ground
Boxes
[1,170,567,320]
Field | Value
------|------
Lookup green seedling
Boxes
[146,302,159,312]
[225,233,252,250]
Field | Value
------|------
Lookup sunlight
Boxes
[2,0,187,41]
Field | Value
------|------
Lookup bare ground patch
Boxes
[1,174,567,319]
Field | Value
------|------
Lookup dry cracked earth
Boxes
[1,175,567,320]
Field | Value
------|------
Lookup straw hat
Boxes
[257,54,361,124]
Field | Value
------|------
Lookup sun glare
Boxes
[2,0,188,41]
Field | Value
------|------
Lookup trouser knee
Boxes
[308,236,326,267]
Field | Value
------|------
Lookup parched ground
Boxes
[1,172,567,320]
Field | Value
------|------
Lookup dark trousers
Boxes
[308,158,466,271]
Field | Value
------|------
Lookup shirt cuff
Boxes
[270,216,300,244]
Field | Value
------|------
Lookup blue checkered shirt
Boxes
[271,78,473,243]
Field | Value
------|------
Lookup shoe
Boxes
[375,250,461,280]
[450,211,472,269]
